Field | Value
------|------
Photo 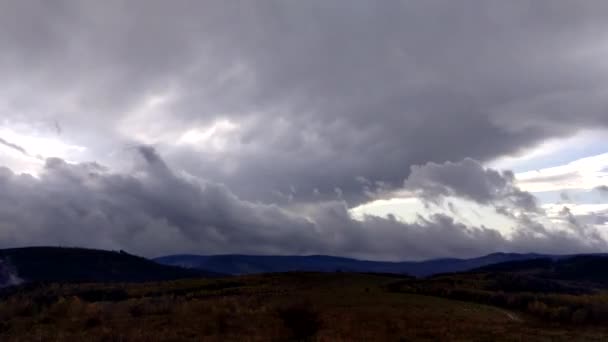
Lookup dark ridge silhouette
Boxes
[155,252,558,277]
[0,247,224,285]
[472,257,556,273]
[472,254,608,286]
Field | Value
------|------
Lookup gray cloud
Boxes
[1,2,608,204]
[558,206,604,243]
[403,158,539,213]
[596,185,608,195]
[0,148,603,260]
[565,207,608,228]
[1,2,608,259]
[0,137,30,157]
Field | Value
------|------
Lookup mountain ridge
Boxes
[0,246,224,286]
[154,252,581,277]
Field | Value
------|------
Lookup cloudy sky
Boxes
[1,1,608,260]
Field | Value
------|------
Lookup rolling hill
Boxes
[387,254,608,325]
[0,247,223,285]
[472,254,608,286]
[154,252,553,277]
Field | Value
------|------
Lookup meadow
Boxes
[0,272,607,341]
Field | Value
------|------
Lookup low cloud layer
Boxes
[0,148,603,260]
[404,158,539,213]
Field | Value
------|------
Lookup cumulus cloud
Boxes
[558,205,608,228]
[403,158,539,213]
[557,206,604,244]
[0,148,603,260]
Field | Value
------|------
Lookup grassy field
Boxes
[0,272,607,341]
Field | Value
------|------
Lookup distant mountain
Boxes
[154,252,553,277]
[0,247,223,286]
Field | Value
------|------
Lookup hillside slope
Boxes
[155,252,551,276]
[2,272,606,341]
[472,255,608,286]
[0,247,222,285]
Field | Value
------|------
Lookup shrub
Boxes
[571,308,588,324]
[128,302,145,317]
[528,300,548,316]
[277,303,321,341]
[84,316,102,329]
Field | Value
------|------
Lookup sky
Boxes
[1,1,608,261]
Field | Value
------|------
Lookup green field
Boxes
[0,273,606,341]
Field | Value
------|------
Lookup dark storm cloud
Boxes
[2,2,608,259]
[403,158,539,213]
[2,1,608,204]
[0,149,603,260]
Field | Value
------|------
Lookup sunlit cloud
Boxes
[515,153,608,193]
[178,119,239,152]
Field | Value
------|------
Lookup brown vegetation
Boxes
[389,272,608,325]
[0,273,607,341]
